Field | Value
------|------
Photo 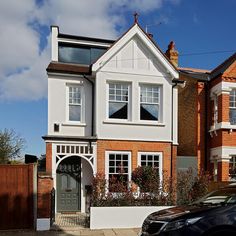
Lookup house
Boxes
[177,53,236,182]
[43,21,182,214]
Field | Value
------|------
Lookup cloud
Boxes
[0,0,180,101]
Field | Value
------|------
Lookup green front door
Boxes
[56,156,81,212]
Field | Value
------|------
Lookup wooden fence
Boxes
[0,164,36,230]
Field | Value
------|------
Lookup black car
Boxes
[139,184,236,236]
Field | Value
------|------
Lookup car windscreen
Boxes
[194,188,236,205]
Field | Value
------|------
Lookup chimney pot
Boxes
[165,41,179,67]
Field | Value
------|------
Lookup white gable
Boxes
[92,24,179,79]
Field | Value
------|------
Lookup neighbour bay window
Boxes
[229,156,236,181]
[68,86,82,122]
[230,89,236,125]
[108,83,129,119]
[140,84,160,121]
[106,152,131,192]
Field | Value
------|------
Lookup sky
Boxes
[0,0,236,158]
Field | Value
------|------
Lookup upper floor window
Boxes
[229,89,236,125]
[108,83,129,119]
[59,43,107,65]
[68,86,82,122]
[140,84,160,121]
[213,94,218,125]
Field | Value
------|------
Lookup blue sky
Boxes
[0,0,236,158]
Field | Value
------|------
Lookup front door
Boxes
[56,156,81,212]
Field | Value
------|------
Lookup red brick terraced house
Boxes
[177,52,236,182]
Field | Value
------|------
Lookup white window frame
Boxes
[66,84,84,123]
[138,152,163,183]
[105,151,132,191]
[213,94,218,125]
[139,84,162,122]
[107,82,131,121]
[229,89,236,125]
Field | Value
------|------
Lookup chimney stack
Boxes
[165,41,178,67]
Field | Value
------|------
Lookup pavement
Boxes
[0,213,140,235]
[0,228,140,236]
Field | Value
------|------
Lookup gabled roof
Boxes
[210,52,236,79]
[92,23,179,79]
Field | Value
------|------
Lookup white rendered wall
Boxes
[48,75,92,137]
[95,71,177,143]
[90,206,172,229]
[95,36,178,143]
[81,158,93,213]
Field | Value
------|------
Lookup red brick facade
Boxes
[97,139,176,179]
[46,142,52,174]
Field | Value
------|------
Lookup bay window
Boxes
[230,89,236,125]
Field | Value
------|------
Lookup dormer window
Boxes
[230,89,236,125]
[59,43,107,65]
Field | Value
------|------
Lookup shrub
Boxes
[132,166,160,193]
[177,168,211,205]
[90,168,211,207]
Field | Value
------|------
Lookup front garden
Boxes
[89,166,211,229]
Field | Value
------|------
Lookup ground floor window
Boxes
[138,152,163,182]
[105,151,131,192]
[229,156,236,181]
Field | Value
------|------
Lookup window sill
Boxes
[103,120,165,126]
[61,122,87,127]
[209,122,236,132]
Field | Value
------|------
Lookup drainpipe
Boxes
[204,80,209,171]
[83,75,94,137]
[171,79,186,178]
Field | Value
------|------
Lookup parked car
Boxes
[139,184,236,236]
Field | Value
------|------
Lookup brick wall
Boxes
[37,174,53,218]
[197,82,206,170]
[96,139,174,178]
[178,75,198,156]
[217,161,230,181]
[46,143,52,174]
[218,94,229,123]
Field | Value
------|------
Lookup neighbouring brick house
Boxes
[172,48,236,182]
[43,21,182,219]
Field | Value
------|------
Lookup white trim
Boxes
[102,120,165,126]
[209,122,236,132]
[105,151,132,190]
[210,146,236,161]
[61,122,87,127]
[92,24,178,79]
[137,152,163,183]
[58,38,112,48]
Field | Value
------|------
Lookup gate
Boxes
[0,164,36,230]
